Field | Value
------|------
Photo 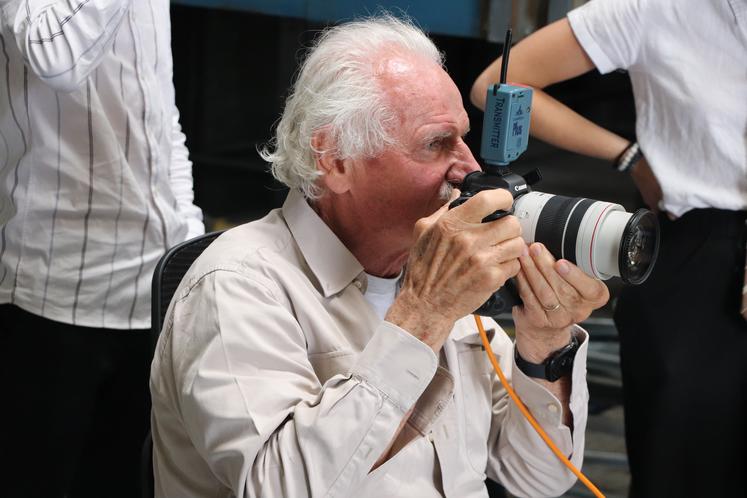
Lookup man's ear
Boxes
[312,129,351,194]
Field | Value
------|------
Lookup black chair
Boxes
[141,230,224,498]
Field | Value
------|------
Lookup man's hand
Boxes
[630,157,663,214]
[386,189,526,352]
[513,243,609,362]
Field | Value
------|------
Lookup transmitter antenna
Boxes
[499,28,512,86]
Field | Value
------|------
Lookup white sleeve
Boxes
[1,0,130,91]
[567,0,649,73]
[168,108,204,239]
[486,324,590,497]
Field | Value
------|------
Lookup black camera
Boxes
[450,165,660,316]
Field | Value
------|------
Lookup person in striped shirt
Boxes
[0,0,203,496]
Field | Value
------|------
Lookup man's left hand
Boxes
[512,242,609,362]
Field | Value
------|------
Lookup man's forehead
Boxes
[375,52,467,132]
[375,52,441,95]
[380,57,416,77]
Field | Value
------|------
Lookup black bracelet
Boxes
[614,141,643,173]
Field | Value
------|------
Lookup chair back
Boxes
[150,230,224,350]
[142,230,224,498]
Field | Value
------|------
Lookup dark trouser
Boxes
[0,304,151,498]
[615,209,747,498]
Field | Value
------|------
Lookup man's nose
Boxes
[447,146,481,185]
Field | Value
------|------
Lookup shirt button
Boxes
[548,404,559,414]
[428,432,435,443]
[354,280,362,289]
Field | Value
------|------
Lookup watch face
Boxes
[546,339,579,381]
[514,334,579,381]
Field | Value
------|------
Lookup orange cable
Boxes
[473,314,605,498]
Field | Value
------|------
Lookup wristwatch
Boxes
[515,333,580,382]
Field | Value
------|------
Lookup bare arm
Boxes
[472,19,665,211]
[471,19,629,162]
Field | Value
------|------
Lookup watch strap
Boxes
[515,333,579,382]
[514,353,549,379]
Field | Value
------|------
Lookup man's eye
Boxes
[427,139,443,151]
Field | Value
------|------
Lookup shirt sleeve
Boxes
[1,0,130,91]
[165,268,441,498]
[168,108,204,239]
[567,0,649,73]
[485,324,589,497]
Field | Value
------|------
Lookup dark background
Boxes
[170,5,640,226]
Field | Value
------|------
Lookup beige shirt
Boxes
[150,189,589,498]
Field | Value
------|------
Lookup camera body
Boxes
[449,166,535,316]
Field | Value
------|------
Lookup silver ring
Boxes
[542,302,561,312]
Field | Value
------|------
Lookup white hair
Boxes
[259,14,444,199]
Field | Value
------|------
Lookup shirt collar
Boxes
[282,189,364,298]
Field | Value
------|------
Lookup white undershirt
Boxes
[362,272,400,321]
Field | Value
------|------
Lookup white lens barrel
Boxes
[512,191,552,245]
[513,191,630,280]
[575,205,628,279]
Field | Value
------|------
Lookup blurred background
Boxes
[170,1,639,495]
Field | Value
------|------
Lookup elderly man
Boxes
[150,15,608,498]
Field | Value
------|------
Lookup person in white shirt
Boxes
[471,0,747,496]
[0,0,203,496]
[150,15,609,498]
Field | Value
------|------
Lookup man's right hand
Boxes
[385,189,526,352]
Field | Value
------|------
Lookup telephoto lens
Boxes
[513,192,660,284]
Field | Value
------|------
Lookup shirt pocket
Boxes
[457,345,494,475]
[308,350,357,385]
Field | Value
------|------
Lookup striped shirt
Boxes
[0,0,204,329]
